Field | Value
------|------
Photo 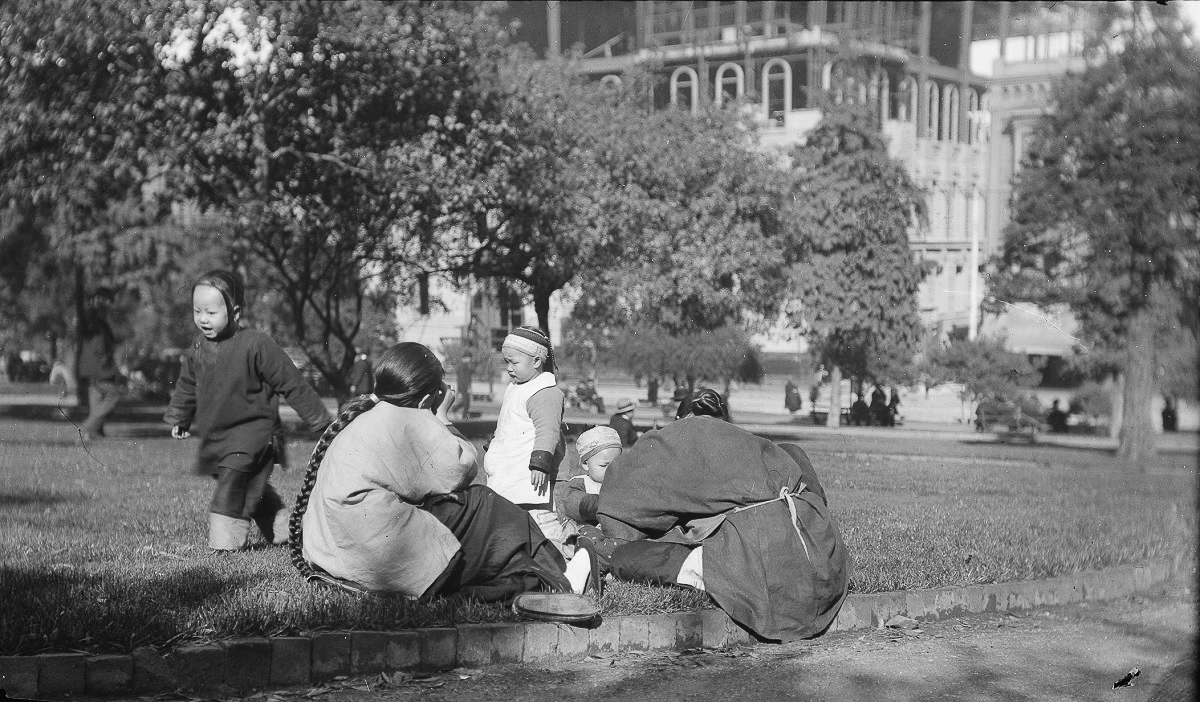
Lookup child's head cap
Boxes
[576,426,622,463]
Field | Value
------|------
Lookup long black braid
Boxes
[288,394,377,583]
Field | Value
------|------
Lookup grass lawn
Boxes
[0,419,1194,656]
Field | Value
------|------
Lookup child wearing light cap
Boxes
[558,425,623,596]
[558,426,621,528]
[483,326,568,544]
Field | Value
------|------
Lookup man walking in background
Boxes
[78,287,123,440]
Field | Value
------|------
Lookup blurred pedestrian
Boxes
[1046,399,1069,433]
[78,287,123,440]
[609,397,640,447]
[869,385,888,426]
[886,387,901,427]
[456,351,475,420]
[165,269,332,551]
[784,378,803,418]
[347,350,374,397]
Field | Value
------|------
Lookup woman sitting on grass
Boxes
[289,342,596,602]
[596,388,851,641]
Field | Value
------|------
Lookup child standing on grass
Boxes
[484,326,568,545]
[165,269,333,552]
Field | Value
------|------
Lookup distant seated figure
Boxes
[1046,399,1069,434]
[850,396,871,426]
[609,398,640,447]
[1161,396,1179,433]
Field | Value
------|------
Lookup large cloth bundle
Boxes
[597,416,851,641]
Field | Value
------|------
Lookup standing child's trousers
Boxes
[208,445,287,550]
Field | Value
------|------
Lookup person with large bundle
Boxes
[595,388,851,641]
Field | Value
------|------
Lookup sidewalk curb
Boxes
[0,556,1188,698]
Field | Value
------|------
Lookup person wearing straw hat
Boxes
[609,397,641,447]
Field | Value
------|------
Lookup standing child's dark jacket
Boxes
[165,328,331,475]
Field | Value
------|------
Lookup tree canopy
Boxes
[783,102,926,424]
[156,0,506,395]
[990,3,1200,462]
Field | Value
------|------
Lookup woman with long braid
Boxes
[289,342,595,601]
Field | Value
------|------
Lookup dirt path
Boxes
[138,582,1192,702]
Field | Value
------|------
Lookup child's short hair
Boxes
[194,269,245,319]
[576,426,622,464]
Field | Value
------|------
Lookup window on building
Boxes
[924,81,939,139]
[714,62,744,106]
[762,58,791,126]
[670,66,699,112]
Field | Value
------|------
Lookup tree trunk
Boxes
[73,266,87,408]
[1107,372,1124,440]
[826,364,842,428]
[533,288,551,338]
[1116,311,1157,465]
[647,378,659,404]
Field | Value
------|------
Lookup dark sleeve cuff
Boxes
[528,449,555,474]
[579,494,599,523]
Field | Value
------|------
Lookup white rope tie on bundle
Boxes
[732,482,812,561]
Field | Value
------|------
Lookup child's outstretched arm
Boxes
[163,351,197,437]
[253,337,334,434]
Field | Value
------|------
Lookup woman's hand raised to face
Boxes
[435,382,456,425]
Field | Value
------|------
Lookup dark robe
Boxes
[597,417,851,641]
[422,485,570,603]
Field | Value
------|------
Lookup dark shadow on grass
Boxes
[0,487,84,507]
[0,562,257,655]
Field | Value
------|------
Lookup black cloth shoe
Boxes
[576,537,604,598]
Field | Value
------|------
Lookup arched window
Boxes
[943,85,960,143]
[966,89,980,144]
[600,74,623,89]
[896,76,917,122]
[924,81,939,140]
[714,62,744,106]
[670,66,699,113]
[762,58,792,125]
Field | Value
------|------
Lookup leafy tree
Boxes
[784,103,926,426]
[922,336,1042,405]
[599,323,760,400]
[0,0,177,395]
[157,0,504,396]
[990,3,1200,463]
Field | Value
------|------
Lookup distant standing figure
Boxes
[456,352,475,420]
[165,270,333,551]
[1161,396,1179,433]
[1046,399,1069,434]
[347,351,374,397]
[609,397,640,447]
[869,385,888,426]
[78,287,123,440]
[886,387,901,427]
[784,378,803,418]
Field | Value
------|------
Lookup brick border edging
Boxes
[2,556,1187,698]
